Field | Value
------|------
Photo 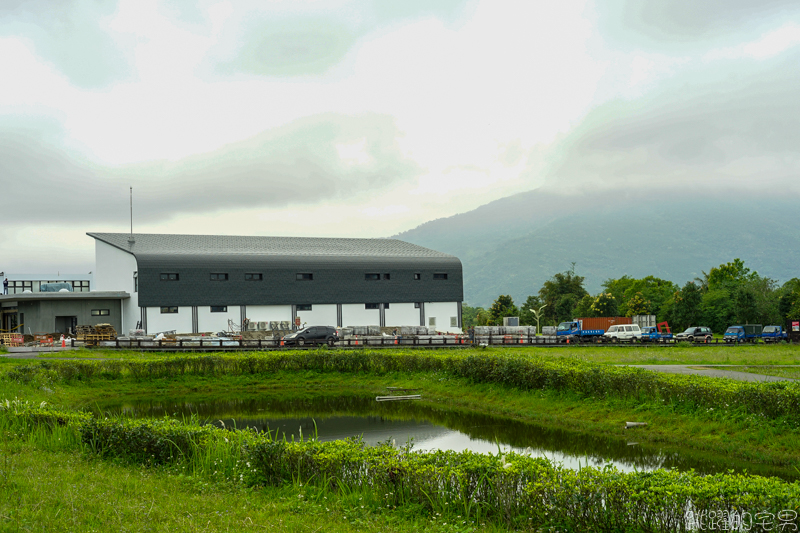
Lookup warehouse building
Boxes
[0,291,128,335]
[88,233,464,335]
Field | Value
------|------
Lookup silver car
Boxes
[675,326,713,342]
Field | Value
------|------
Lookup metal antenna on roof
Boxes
[128,186,135,245]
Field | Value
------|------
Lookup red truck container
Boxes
[575,317,632,332]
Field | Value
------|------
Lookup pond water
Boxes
[96,395,797,480]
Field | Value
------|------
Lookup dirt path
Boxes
[627,365,797,382]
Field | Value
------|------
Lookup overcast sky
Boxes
[2,0,800,273]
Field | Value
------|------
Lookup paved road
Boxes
[628,365,797,382]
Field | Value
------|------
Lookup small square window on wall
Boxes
[91,309,110,316]
[296,273,313,281]
[383,273,390,280]
[365,303,379,309]
[210,306,227,313]
[433,273,448,280]
[413,273,421,280]
[161,307,178,314]
[210,273,228,281]
[245,273,263,281]
[296,304,312,311]
[365,273,380,281]
[160,273,179,281]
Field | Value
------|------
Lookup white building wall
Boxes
[197,306,240,333]
[146,306,192,334]
[95,240,139,333]
[424,301,461,334]
[245,305,292,323]
[341,304,380,327]
[384,303,421,328]
[295,304,337,328]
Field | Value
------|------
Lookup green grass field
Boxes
[2,345,799,532]
[28,341,800,366]
[2,445,504,533]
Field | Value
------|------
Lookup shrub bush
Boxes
[3,402,799,531]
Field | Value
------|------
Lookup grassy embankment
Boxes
[31,341,800,365]
[3,345,800,467]
[2,346,800,531]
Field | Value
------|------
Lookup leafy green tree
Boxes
[519,295,548,333]
[745,276,781,324]
[625,292,651,317]
[787,298,800,321]
[701,259,779,328]
[733,287,759,325]
[700,288,735,333]
[572,295,595,318]
[672,282,703,330]
[519,295,542,326]
[706,258,754,290]
[461,303,487,328]
[602,275,676,319]
[489,295,519,325]
[779,278,800,320]
[538,266,589,324]
[602,276,636,305]
[590,293,619,317]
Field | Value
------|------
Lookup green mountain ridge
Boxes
[394,189,800,307]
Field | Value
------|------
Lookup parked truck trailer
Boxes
[723,324,762,343]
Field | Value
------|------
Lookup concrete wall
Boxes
[294,304,337,328]
[244,305,292,323]
[341,304,381,328]
[95,240,139,333]
[423,301,461,333]
[384,303,421,328]
[145,306,192,334]
[197,305,240,333]
[17,299,122,334]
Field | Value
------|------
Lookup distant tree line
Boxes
[461,259,800,333]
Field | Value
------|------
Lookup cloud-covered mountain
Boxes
[395,188,800,307]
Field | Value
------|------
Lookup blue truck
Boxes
[556,321,604,342]
[761,325,788,343]
[640,325,673,342]
[723,324,762,343]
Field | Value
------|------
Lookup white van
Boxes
[602,324,642,342]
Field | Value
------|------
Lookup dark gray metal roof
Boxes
[87,233,454,258]
[87,233,463,307]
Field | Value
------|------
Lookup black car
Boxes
[282,326,339,347]
[675,326,713,342]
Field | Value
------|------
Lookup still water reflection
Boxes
[96,395,797,480]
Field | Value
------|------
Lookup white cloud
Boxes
[705,22,800,61]
[4,0,800,273]
[336,138,371,165]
